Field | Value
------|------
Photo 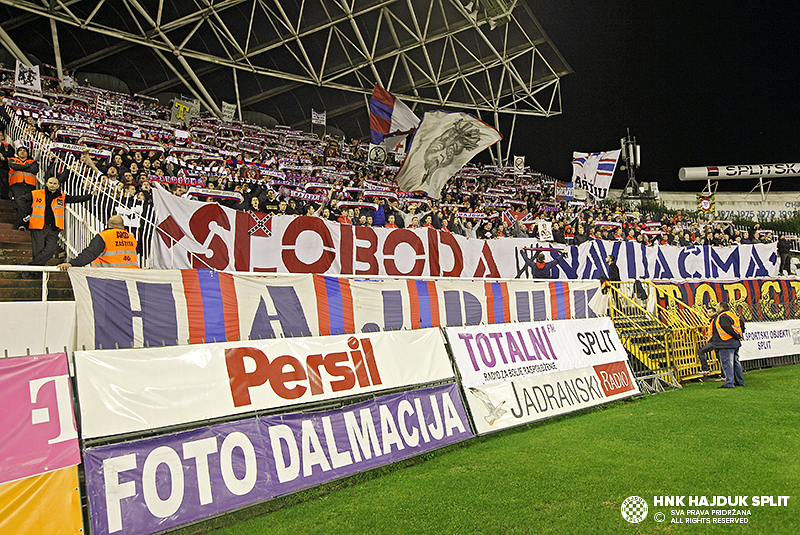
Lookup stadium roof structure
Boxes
[0,0,571,152]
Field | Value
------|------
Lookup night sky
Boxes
[509,1,800,193]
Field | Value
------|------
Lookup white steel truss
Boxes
[0,0,571,136]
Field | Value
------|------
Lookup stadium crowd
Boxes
[0,64,792,260]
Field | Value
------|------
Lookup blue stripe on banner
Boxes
[492,282,504,323]
[444,291,462,327]
[369,99,393,121]
[532,290,546,321]
[415,281,433,328]
[324,276,346,335]
[574,290,586,319]
[197,270,226,343]
[382,290,404,331]
[516,291,530,322]
[597,163,615,171]
[555,282,567,319]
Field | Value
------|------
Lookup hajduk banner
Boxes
[446,317,639,434]
[151,186,779,279]
[67,268,602,350]
[83,383,471,535]
[739,320,800,361]
[75,328,454,439]
[0,353,81,484]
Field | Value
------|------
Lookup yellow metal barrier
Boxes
[605,281,720,382]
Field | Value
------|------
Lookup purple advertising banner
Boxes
[83,383,472,535]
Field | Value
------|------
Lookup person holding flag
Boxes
[532,249,568,279]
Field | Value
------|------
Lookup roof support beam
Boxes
[0,22,30,65]
[49,18,63,81]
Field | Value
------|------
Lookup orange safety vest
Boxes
[712,310,742,341]
[29,190,65,230]
[90,228,140,268]
[8,157,37,186]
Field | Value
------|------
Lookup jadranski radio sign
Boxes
[446,317,639,434]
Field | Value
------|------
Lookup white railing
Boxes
[0,265,59,301]
[4,107,157,266]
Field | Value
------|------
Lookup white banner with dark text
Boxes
[740,320,800,361]
[446,317,638,434]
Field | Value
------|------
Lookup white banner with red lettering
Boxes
[75,328,454,439]
[151,186,779,279]
[447,317,639,434]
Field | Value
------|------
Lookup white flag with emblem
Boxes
[394,110,501,199]
[14,60,41,93]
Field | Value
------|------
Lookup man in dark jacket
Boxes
[0,129,15,200]
[777,234,793,275]
[532,250,568,278]
[605,254,621,281]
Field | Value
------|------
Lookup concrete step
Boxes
[0,286,74,301]
[0,275,71,287]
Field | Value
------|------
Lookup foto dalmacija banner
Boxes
[447,317,639,434]
[151,187,778,279]
[83,383,472,535]
[75,328,454,439]
[67,268,601,350]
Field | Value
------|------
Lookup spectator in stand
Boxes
[478,220,495,239]
[532,250,568,278]
[0,129,14,200]
[408,216,420,229]
[8,145,39,230]
[25,174,95,276]
[248,196,261,214]
[57,215,139,270]
[385,214,399,228]
[371,198,386,226]
[338,207,354,224]
[778,233,793,275]
[260,188,280,212]
[605,254,621,281]
[276,199,290,216]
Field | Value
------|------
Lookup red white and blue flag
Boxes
[571,149,621,201]
[369,84,420,145]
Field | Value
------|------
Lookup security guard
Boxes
[8,145,39,229]
[710,301,744,388]
[27,175,93,270]
[57,215,139,270]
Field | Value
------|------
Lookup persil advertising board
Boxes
[446,317,639,434]
[75,328,453,439]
